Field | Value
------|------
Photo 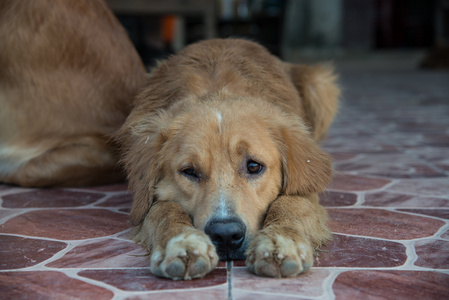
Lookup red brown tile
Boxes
[414,239,449,269]
[0,235,67,270]
[315,234,407,268]
[46,238,148,268]
[364,192,449,207]
[387,178,449,197]
[86,183,129,192]
[436,163,449,171]
[95,193,133,208]
[328,208,445,239]
[0,184,10,190]
[329,152,359,161]
[0,210,19,222]
[1,189,104,208]
[0,209,129,240]
[398,209,449,220]
[328,174,391,191]
[126,287,228,300]
[407,147,449,165]
[441,229,449,240]
[333,270,449,300]
[0,271,113,299]
[232,268,330,298]
[233,260,246,267]
[78,268,227,291]
[322,138,400,154]
[335,154,445,179]
[423,133,449,147]
[232,291,310,300]
[320,191,358,207]
[398,207,449,220]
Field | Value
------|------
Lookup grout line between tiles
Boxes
[227,261,233,300]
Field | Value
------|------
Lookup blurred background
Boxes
[106,0,449,70]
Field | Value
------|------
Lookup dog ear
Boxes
[115,110,171,226]
[287,63,340,141]
[277,123,333,196]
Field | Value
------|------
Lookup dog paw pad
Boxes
[165,258,186,278]
[150,229,219,280]
[246,232,313,278]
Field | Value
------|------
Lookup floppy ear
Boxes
[277,123,333,196]
[114,110,171,226]
[287,63,340,141]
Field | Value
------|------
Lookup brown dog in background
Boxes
[0,0,146,187]
[116,39,339,280]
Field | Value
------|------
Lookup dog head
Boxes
[119,92,332,260]
[117,39,337,261]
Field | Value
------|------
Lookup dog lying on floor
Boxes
[0,1,339,281]
[116,39,340,280]
[0,0,146,187]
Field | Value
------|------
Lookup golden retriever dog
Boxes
[116,39,339,280]
[0,0,146,187]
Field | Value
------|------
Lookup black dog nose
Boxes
[205,218,246,259]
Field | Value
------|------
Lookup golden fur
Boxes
[116,39,340,279]
[0,0,146,187]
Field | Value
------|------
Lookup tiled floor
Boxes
[1,61,449,299]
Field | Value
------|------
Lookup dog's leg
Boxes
[134,201,219,280]
[246,194,330,278]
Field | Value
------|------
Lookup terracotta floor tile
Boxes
[328,208,445,239]
[78,268,227,291]
[126,286,229,300]
[335,154,446,179]
[319,191,358,207]
[397,209,449,220]
[0,235,67,270]
[46,238,148,268]
[0,210,18,221]
[328,174,391,191]
[387,178,449,197]
[86,183,129,192]
[323,138,400,154]
[315,234,407,268]
[441,229,449,240]
[233,291,309,300]
[0,271,113,300]
[364,192,449,207]
[329,152,359,161]
[95,193,133,207]
[423,133,449,147]
[414,239,449,269]
[0,184,10,191]
[233,260,246,267]
[0,209,129,240]
[333,270,449,300]
[406,147,449,166]
[232,268,330,298]
[1,189,105,208]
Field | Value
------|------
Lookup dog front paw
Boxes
[246,231,313,278]
[150,229,219,280]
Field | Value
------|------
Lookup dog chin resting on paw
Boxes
[116,38,340,280]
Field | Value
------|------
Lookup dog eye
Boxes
[247,160,264,174]
[180,167,200,181]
